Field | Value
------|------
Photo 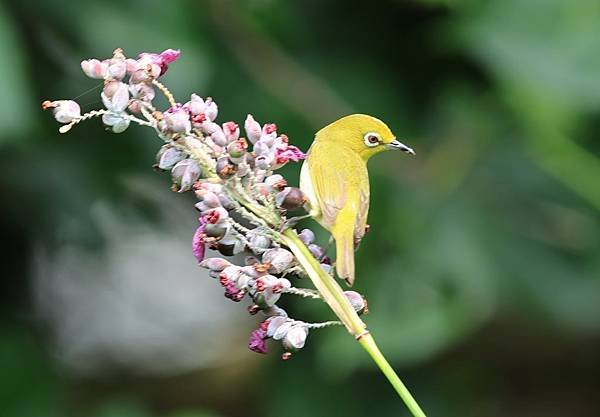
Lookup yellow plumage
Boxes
[300,114,414,286]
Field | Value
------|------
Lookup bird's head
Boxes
[315,114,414,161]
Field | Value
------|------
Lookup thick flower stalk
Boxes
[43,48,426,417]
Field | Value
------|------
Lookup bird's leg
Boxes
[279,213,313,232]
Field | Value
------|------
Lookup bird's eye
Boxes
[363,132,381,147]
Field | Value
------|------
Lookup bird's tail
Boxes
[335,234,355,286]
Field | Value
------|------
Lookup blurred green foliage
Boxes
[1,0,599,416]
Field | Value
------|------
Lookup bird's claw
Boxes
[279,214,311,232]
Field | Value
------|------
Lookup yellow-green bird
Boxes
[300,114,414,286]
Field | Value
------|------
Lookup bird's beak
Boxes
[387,139,415,155]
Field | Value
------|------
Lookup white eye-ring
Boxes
[363,132,381,147]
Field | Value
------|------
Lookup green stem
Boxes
[359,334,427,417]
[281,229,427,417]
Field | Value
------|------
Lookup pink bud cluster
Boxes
[43,48,367,360]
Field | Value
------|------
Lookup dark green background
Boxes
[2,0,599,416]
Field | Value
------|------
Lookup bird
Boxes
[300,114,414,286]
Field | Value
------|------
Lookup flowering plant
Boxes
[43,48,426,417]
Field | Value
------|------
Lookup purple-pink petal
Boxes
[192,220,206,263]
[276,145,305,163]
[248,329,268,354]
[159,49,180,64]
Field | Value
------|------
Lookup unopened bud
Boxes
[222,121,240,143]
[344,291,367,314]
[171,159,201,192]
[227,138,247,163]
[264,174,287,192]
[204,222,228,239]
[276,187,306,211]
[81,59,108,79]
[216,157,238,180]
[102,113,130,133]
[210,125,227,146]
[156,145,186,170]
[262,248,294,274]
[244,114,262,144]
[298,229,315,245]
[204,97,218,121]
[248,233,271,251]
[164,105,191,133]
[282,325,308,352]
[188,93,205,115]
[101,81,129,112]
[308,244,326,261]
[49,100,81,124]
[199,257,232,272]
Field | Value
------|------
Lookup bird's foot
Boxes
[279,214,312,232]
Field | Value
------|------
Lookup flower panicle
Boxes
[42,48,369,359]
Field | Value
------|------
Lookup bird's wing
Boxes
[308,144,369,286]
[307,145,349,229]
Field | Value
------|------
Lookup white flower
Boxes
[52,100,81,123]
[101,82,130,112]
[80,59,108,79]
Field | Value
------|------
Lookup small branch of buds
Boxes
[43,48,369,360]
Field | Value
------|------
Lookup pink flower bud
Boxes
[227,138,247,160]
[188,93,205,115]
[171,159,201,191]
[216,157,237,180]
[199,257,232,272]
[196,189,221,208]
[262,248,294,274]
[159,49,180,65]
[136,49,180,77]
[241,265,266,278]
[255,155,273,170]
[308,243,326,260]
[244,114,262,144]
[266,316,289,338]
[203,207,229,224]
[204,98,218,121]
[282,325,308,352]
[264,174,287,192]
[164,105,191,133]
[125,58,138,74]
[204,222,228,239]
[220,265,243,284]
[210,125,227,146]
[298,229,315,245]
[263,123,277,135]
[81,59,108,79]
[192,218,207,263]
[129,69,150,84]
[156,145,186,169]
[101,113,130,133]
[107,59,127,80]
[222,121,240,143]
[101,81,129,112]
[129,83,155,102]
[200,121,219,135]
[51,100,81,123]
[253,141,270,157]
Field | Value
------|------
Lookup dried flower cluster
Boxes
[43,48,367,359]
